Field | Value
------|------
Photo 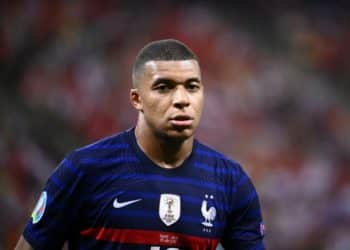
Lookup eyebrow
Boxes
[152,77,201,86]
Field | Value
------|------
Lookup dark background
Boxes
[1,1,349,249]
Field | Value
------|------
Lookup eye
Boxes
[154,83,171,93]
[186,82,200,92]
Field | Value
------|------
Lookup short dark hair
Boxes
[132,39,198,87]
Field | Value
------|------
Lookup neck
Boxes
[134,122,194,169]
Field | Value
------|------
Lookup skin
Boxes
[131,59,204,168]
[15,236,32,250]
[15,59,204,249]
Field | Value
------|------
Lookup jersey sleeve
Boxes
[22,154,85,250]
[222,165,265,250]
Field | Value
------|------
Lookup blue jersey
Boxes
[23,128,265,250]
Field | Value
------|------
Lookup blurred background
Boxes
[1,0,350,249]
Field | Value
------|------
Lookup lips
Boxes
[169,115,193,127]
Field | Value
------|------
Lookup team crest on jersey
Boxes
[201,194,216,228]
[31,191,47,224]
[159,194,181,226]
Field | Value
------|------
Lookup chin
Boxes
[164,127,194,141]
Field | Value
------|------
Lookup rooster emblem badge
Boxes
[201,194,216,227]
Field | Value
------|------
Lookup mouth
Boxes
[169,115,193,127]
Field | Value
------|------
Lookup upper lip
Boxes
[170,115,193,121]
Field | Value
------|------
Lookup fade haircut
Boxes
[132,39,198,87]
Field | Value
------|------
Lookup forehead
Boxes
[142,60,201,81]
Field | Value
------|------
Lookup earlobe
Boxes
[130,89,143,111]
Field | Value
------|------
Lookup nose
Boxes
[173,86,190,109]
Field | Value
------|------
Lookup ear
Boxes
[130,88,143,111]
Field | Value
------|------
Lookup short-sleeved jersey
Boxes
[23,128,265,250]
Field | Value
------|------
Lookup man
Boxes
[16,39,265,249]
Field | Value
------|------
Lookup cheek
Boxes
[143,96,167,115]
[193,95,204,113]
[149,94,171,107]
[147,98,163,111]
[140,93,156,109]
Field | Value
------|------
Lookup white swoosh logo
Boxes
[113,197,142,208]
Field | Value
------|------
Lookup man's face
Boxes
[132,59,204,140]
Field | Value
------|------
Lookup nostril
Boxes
[174,101,190,108]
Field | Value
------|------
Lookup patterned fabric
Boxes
[23,128,265,250]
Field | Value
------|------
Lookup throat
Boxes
[156,148,192,169]
[134,126,193,169]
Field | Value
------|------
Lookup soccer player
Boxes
[15,39,265,249]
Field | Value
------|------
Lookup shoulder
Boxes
[63,129,133,172]
[75,129,130,154]
[194,140,244,176]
